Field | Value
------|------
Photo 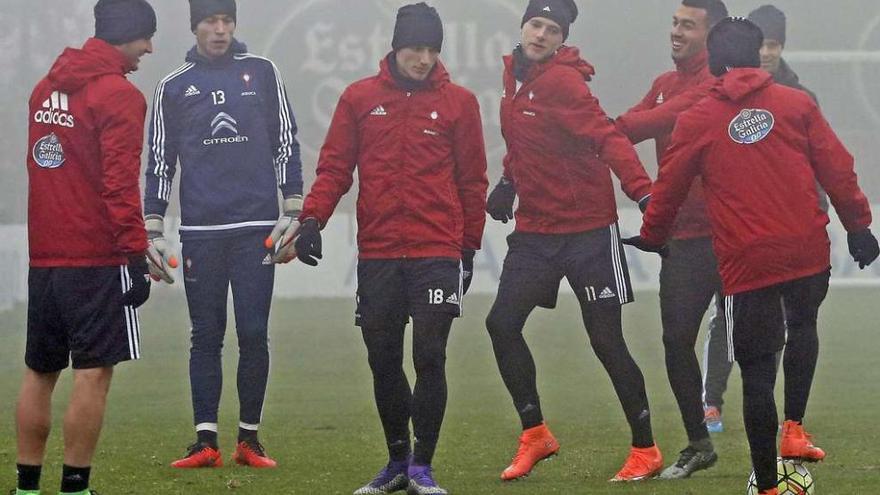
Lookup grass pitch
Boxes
[1,288,878,494]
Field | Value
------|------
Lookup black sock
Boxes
[197,429,218,448]
[60,465,90,493]
[388,439,411,463]
[238,427,258,444]
[16,464,41,491]
[412,436,438,466]
[518,403,544,430]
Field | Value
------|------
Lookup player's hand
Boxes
[123,255,151,308]
[486,177,515,223]
[265,196,303,264]
[848,228,879,269]
[638,194,651,213]
[621,235,669,257]
[461,249,475,295]
[294,218,322,266]
[145,216,178,283]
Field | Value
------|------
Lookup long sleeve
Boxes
[144,77,180,218]
[94,83,148,256]
[263,60,303,198]
[641,114,705,245]
[805,104,872,232]
[452,92,489,250]
[300,93,359,226]
[616,78,713,145]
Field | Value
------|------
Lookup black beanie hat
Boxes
[190,0,237,31]
[748,5,786,45]
[707,17,764,76]
[521,0,578,41]
[94,0,156,45]
[392,3,443,52]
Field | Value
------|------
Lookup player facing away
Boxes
[625,18,878,495]
[701,3,827,437]
[484,0,662,483]
[14,1,157,494]
[615,0,728,479]
[144,0,303,469]
[293,4,488,493]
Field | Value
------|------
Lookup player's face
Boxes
[760,39,784,74]
[116,37,153,72]
[195,14,236,60]
[394,46,440,81]
[670,5,710,62]
[521,17,564,62]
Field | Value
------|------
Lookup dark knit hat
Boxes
[708,17,764,76]
[748,5,786,44]
[190,0,237,31]
[392,3,443,52]
[94,0,156,45]
[521,0,578,41]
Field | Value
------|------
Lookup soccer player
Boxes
[14,1,157,494]
[701,4,827,437]
[484,0,662,482]
[144,0,303,469]
[293,3,488,494]
[614,0,728,479]
[625,17,878,495]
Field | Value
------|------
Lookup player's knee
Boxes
[236,329,268,352]
[485,309,513,340]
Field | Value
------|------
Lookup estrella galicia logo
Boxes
[728,109,775,144]
[32,133,65,169]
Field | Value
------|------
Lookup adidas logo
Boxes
[445,292,460,305]
[655,92,665,105]
[598,287,616,299]
[370,105,387,116]
[42,91,69,111]
[262,254,273,265]
[185,85,201,97]
[543,5,552,12]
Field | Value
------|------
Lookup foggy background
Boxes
[1,0,878,307]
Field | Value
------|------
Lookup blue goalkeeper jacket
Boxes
[144,39,302,241]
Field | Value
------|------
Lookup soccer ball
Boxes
[746,458,814,494]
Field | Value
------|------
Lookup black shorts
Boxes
[724,270,830,363]
[499,224,634,309]
[26,266,141,372]
[355,258,462,328]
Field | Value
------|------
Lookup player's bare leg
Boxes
[63,367,114,467]
[16,369,61,465]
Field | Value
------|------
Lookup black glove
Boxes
[848,228,879,269]
[461,249,475,295]
[123,255,151,308]
[486,178,515,223]
[638,195,651,213]
[621,235,669,258]
[294,218,323,266]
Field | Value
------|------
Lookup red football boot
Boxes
[233,440,278,468]
[500,423,560,481]
[170,442,223,468]
[609,445,663,482]
[780,420,825,462]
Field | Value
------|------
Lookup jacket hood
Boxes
[47,38,130,93]
[710,68,774,102]
[186,38,248,65]
[674,49,708,75]
[504,45,595,83]
[378,52,451,90]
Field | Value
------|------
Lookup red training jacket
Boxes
[300,56,488,259]
[642,69,872,294]
[27,38,148,267]
[616,50,715,239]
[500,46,651,234]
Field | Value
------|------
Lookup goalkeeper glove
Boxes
[123,255,151,308]
[462,249,475,295]
[621,235,669,257]
[848,228,879,269]
[145,215,178,283]
[486,177,515,223]
[265,195,303,264]
[294,218,323,266]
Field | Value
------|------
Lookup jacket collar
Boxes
[186,38,248,67]
[504,45,595,85]
[378,52,450,91]
[674,49,708,76]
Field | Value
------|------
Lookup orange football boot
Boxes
[609,445,663,481]
[233,440,278,468]
[780,420,825,462]
[170,442,223,468]
[500,423,560,481]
